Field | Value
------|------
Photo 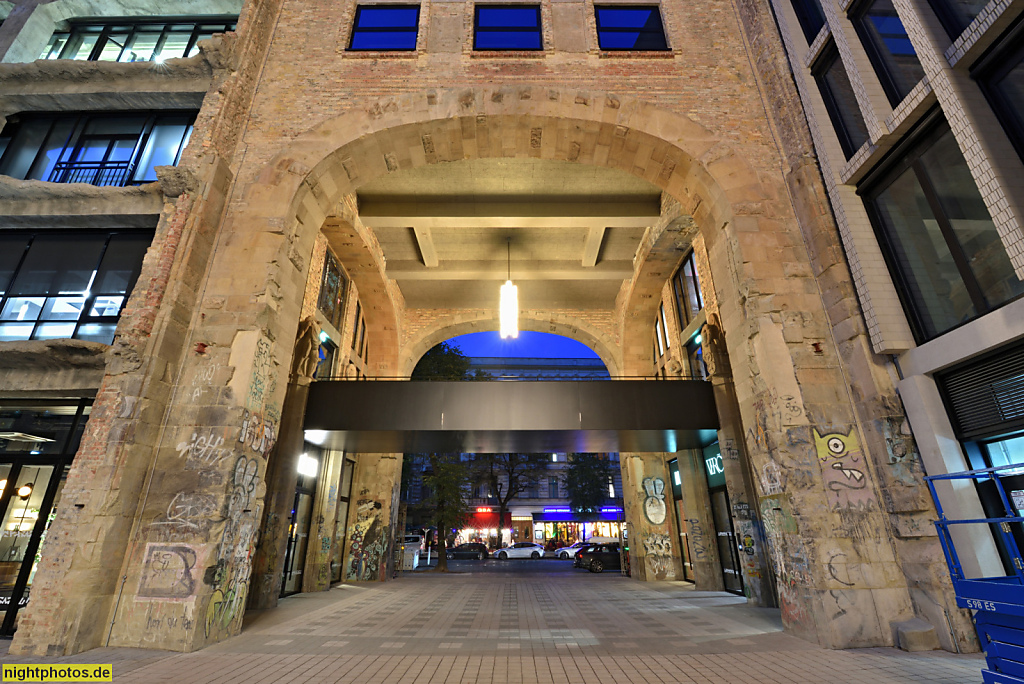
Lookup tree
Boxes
[472,453,549,545]
[411,342,470,380]
[563,453,613,521]
[422,452,470,572]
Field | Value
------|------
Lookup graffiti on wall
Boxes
[239,408,276,458]
[205,456,261,639]
[641,477,667,525]
[814,428,874,510]
[150,492,218,535]
[137,543,207,600]
[686,518,711,561]
[642,533,673,579]
[346,499,387,581]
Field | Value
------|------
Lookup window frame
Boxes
[858,109,1023,342]
[348,4,421,52]
[971,17,1024,167]
[316,250,347,330]
[473,4,543,51]
[0,229,153,344]
[593,5,670,51]
[0,110,196,187]
[671,250,703,328]
[790,0,827,44]
[812,41,871,159]
[40,16,238,62]
[849,0,924,107]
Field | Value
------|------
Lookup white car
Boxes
[495,542,546,560]
[555,541,590,560]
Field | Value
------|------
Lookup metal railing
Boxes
[48,160,136,187]
[315,374,703,382]
[925,463,1024,584]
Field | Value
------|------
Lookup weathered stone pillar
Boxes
[248,381,309,610]
[675,448,725,590]
[344,454,402,581]
[620,453,683,581]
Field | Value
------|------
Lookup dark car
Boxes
[447,542,490,560]
[577,543,623,573]
[573,544,599,569]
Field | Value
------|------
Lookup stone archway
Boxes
[400,313,620,378]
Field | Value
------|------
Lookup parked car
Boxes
[577,543,623,573]
[403,535,424,569]
[447,542,490,560]
[556,541,590,559]
[573,544,599,569]
[495,542,546,559]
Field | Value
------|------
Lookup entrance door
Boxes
[709,488,744,595]
[281,488,314,596]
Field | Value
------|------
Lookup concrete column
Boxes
[675,448,725,590]
[248,381,309,610]
[344,454,402,581]
[620,453,684,581]
[302,448,347,592]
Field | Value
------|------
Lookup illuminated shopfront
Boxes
[531,507,624,543]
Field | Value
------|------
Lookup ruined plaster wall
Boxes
[9,0,289,656]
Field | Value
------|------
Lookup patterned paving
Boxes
[0,561,987,682]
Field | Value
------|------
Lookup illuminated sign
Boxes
[543,507,572,513]
[475,507,492,513]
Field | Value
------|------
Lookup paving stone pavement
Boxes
[0,561,987,682]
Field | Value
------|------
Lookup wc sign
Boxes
[704,451,726,488]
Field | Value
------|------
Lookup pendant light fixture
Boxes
[499,238,518,339]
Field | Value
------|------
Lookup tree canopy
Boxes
[563,453,613,520]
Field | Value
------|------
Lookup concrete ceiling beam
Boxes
[359,198,661,229]
[582,226,606,267]
[386,259,635,280]
[411,226,439,267]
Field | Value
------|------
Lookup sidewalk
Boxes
[1,565,986,683]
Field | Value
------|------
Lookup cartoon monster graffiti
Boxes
[814,428,874,510]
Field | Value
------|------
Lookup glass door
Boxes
[330,457,355,583]
[710,488,744,595]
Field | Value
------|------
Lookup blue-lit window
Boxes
[852,0,924,105]
[595,6,668,50]
[349,5,420,50]
[40,17,237,62]
[474,6,542,50]
[0,230,152,344]
[0,112,194,187]
[790,0,826,43]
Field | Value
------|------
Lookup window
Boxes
[0,230,152,344]
[851,0,924,106]
[40,17,237,62]
[813,43,870,159]
[659,303,671,349]
[549,477,559,498]
[0,112,195,187]
[654,316,665,357]
[594,6,668,50]
[349,5,420,50]
[790,0,826,43]
[973,19,1024,167]
[927,0,989,41]
[474,6,542,50]
[671,250,703,327]
[686,338,707,379]
[317,251,346,330]
[860,113,1024,341]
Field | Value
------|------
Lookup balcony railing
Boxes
[48,160,136,187]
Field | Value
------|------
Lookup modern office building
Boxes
[0,0,1020,661]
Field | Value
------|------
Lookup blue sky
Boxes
[448,331,599,358]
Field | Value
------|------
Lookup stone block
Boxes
[892,617,941,652]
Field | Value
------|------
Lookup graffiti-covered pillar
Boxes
[702,313,776,606]
[344,454,402,581]
[302,448,347,592]
[675,448,725,591]
[620,453,683,580]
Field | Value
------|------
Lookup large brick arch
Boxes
[401,313,619,378]
[243,86,775,374]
